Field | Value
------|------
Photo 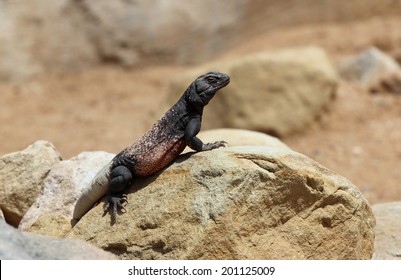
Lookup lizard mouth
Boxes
[215,76,230,89]
[201,76,230,103]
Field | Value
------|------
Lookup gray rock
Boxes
[0,141,61,227]
[372,202,401,260]
[339,47,401,93]
[76,0,247,67]
[19,151,115,235]
[0,0,246,81]
[68,146,374,260]
[167,47,338,136]
[0,220,115,259]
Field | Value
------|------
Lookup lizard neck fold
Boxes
[182,83,205,114]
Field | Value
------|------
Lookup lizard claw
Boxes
[202,140,227,151]
[103,194,128,224]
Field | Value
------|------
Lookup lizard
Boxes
[73,71,230,224]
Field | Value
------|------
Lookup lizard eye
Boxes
[206,76,216,83]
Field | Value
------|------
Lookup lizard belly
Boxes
[130,138,187,177]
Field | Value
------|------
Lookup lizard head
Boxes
[185,71,230,111]
[195,71,230,104]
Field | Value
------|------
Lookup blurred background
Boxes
[1,0,400,204]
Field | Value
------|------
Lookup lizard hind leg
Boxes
[103,165,133,224]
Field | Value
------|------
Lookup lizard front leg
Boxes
[103,165,132,224]
[185,116,227,152]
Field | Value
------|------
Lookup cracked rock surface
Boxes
[67,146,375,260]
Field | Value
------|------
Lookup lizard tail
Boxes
[72,162,112,220]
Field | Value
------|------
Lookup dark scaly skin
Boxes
[103,72,230,223]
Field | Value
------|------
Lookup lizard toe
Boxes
[203,140,227,150]
[104,194,128,224]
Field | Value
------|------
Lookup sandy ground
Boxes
[1,17,400,205]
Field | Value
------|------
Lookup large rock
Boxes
[19,151,114,237]
[0,220,115,259]
[372,202,401,260]
[0,0,246,81]
[0,141,61,227]
[167,47,338,136]
[339,47,401,93]
[68,146,374,260]
[75,0,246,67]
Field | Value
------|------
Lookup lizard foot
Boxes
[103,194,127,224]
[202,140,227,151]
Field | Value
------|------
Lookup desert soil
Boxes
[1,17,400,205]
